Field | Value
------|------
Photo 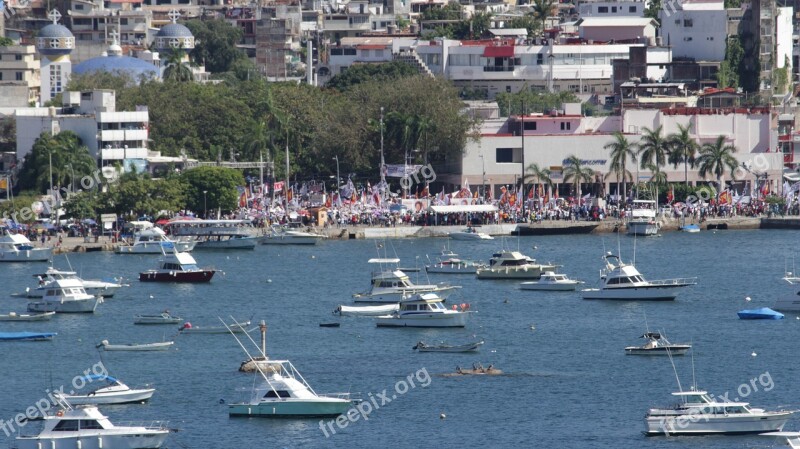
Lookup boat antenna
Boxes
[632,231,636,266]
[643,310,649,334]
[666,343,683,393]
[690,350,697,391]
[64,252,74,271]
[218,316,281,397]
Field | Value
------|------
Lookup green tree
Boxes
[531,0,557,35]
[717,36,744,88]
[496,90,580,116]
[563,155,595,200]
[507,14,540,38]
[181,166,245,215]
[604,132,636,203]
[667,123,698,187]
[524,162,552,197]
[326,61,419,91]
[0,37,15,47]
[637,126,669,188]
[185,19,247,73]
[0,117,15,154]
[0,191,45,223]
[163,48,195,83]
[18,131,98,193]
[644,0,661,23]
[696,135,738,191]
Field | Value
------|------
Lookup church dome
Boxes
[36,22,74,56]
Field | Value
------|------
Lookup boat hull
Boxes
[625,346,691,355]
[195,237,257,250]
[15,431,169,449]
[259,235,323,245]
[520,281,579,291]
[415,341,483,352]
[0,331,56,341]
[26,285,121,299]
[335,304,399,317]
[449,233,493,241]
[376,313,468,328]
[644,412,793,436]
[627,221,660,236]
[116,241,195,254]
[27,298,99,313]
[133,316,183,325]
[139,270,215,283]
[229,400,351,418]
[57,389,155,405]
[353,286,458,303]
[101,342,174,351]
[0,247,52,262]
[476,265,554,280]
[425,264,482,274]
[581,286,680,301]
[0,312,55,321]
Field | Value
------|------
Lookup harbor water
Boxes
[1,229,799,448]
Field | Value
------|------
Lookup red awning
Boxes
[483,46,514,58]
[357,44,388,50]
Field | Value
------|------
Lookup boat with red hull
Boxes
[139,244,215,283]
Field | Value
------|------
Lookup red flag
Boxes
[719,190,731,205]
[667,186,674,204]
[761,182,770,197]
[528,186,534,199]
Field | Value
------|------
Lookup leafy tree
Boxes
[524,163,552,197]
[163,48,195,83]
[603,132,636,203]
[0,117,15,154]
[181,166,245,215]
[667,123,698,187]
[637,126,669,186]
[185,19,247,73]
[0,191,45,223]
[644,0,661,23]
[18,131,98,193]
[452,11,493,39]
[531,0,557,35]
[496,90,580,116]
[507,15,539,38]
[563,155,595,200]
[717,36,744,88]
[63,190,101,219]
[326,61,419,91]
[696,135,738,191]
[0,37,16,46]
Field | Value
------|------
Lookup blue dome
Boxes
[37,24,74,56]
[156,23,193,38]
[38,23,73,39]
[73,55,159,80]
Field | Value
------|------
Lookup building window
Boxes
[683,19,693,27]
[506,86,511,93]
[16,72,22,81]
[536,54,543,65]
[684,37,693,41]
[75,3,84,9]
[523,121,536,131]
[0,73,3,81]
[708,37,714,40]
[560,122,571,130]
[15,54,22,61]
[362,50,370,57]
[629,6,636,12]
[496,148,520,163]
[120,18,128,25]
[598,6,608,12]
[611,6,617,12]
[675,19,680,24]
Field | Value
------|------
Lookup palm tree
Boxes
[637,125,669,175]
[524,162,552,199]
[603,132,636,204]
[667,123,698,187]
[163,47,194,83]
[696,135,738,193]
[646,163,668,187]
[531,0,557,35]
[563,155,595,202]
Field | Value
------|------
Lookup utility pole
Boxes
[380,107,385,199]
[520,100,526,219]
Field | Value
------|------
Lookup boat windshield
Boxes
[264,390,291,398]
[182,264,199,271]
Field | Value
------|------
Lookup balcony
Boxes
[101,147,148,161]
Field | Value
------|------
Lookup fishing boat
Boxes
[581,253,696,301]
[225,320,357,418]
[738,307,784,320]
[624,332,692,355]
[259,225,325,245]
[413,340,483,353]
[0,331,56,341]
[772,274,800,312]
[138,243,215,283]
[627,198,660,236]
[178,320,250,334]
[644,388,794,435]
[375,293,472,328]
[14,400,169,449]
[97,340,174,351]
[475,250,557,280]
[133,311,183,325]
[519,271,582,291]
[353,258,460,303]
[25,267,126,298]
[425,249,487,274]
[333,304,399,317]
[0,311,55,321]
[54,374,155,405]
[116,227,195,254]
[27,278,102,313]
[165,219,257,250]
[449,227,494,240]
[0,230,52,262]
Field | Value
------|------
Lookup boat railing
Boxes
[113,419,170,430]
[647,277,698,286]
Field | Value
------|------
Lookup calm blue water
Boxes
[1,229,799,449]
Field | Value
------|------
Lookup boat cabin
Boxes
[671,391,752,413]
[489,251,534,267]
[43,279,90,299]
[371,270,412,288]
[159,253,199,272]
[1,232,36,251]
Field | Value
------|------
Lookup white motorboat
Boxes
[627,199,660,236]
[413,340,483,352]
[25,267,126,298]
[476,250,557,280]
[133,311,183,325]
[54,375,155,405]
[520,271,582,291]
[165,218,257,250]
[772,275,800,312]
[259,225,325,245]
[761,432,800,449]
[178,320,250,334]
[353,259,460,303]
[14,401,169,449]
[0,311,55,321]
[334,304,400,317]
[116,227,195,254]
[581,253,696,301]
[449,227,494,240]
[644,389,794,436]
[425,248,487,274]
[0,230,51,262]
[97,340,174,351]
[138,244,215,283]
[27,278,102,313]
[624,332,691,355]
[375,293,472,328]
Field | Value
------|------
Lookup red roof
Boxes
[483,45,514,58]
[357,44,389,50]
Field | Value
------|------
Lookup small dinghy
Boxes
[97,340,174,351]
[179,321,250,334]
[624,332,691,355]
[413,340,484,353]
[133,311,183,325]
[333,304,400,317]
[443,363,502,376]
[0,311,55,321]
[0,331,56,341]
[738,307,784,320]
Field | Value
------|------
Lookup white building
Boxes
[36,10,75,106]
[574,17,656,42]
[775,6,793,92]
[577,0,646,17]
[660,0,727,62]
[16,90,149,167]
[0,45,41,107]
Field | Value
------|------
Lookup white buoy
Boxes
[149,295,154,299]
[745,296,751,302]
[751,351,757,357]
[440,413,446,420]
[530,325,535,330]
[311,255,316,259]
[267,279,272,283]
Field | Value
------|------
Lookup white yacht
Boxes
[375,293,471,328]
[26,267,126,298]
[165,219,257,250]
[581,253,696,301]
[27,278,102,313]
[353,259,460,303]
[54,374,155,405]
[520,271,582,291]
[425,249,487,274]
[476,250,557,280]
[627,199,660,236]
[116,228,195,254]
[259,225,325,245]
[624,332,691,355]
[645,389,794,436]
[772,275,800,312]
[0,231,51,262]
[14,401,169,449]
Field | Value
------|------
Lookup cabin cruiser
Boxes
[259,225,325,245]
[627,199,660,236]
[644,389,794,435]
[353,259,460,303]
[476,250,557,280]
[425,249,487,274]
[581,253,696,301]
[133,311,183,325]
[116,227,195,254]
[27,278,102,313]
[625,332,691,355]
[772,275,800,312]
[54,374,155,405]
[139,244,215,283]
[165,219,257,249]
[0,231,51,262]
[375,293,471,328]
[520,271,582,291]
[26,267,126,298]
[14,401,169,448]
[449,227,494,240]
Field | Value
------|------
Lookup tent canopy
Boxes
[428,205,498,213]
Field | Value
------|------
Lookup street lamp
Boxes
[332,156,340,195]
[67,164,75,193]
[478,154,486,201]
[203,190,208,218]
[380,107,385,194]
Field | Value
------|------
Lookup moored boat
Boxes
[25,267,126,298]
[413,340,483,353]
[738,307,784,320]
[353,258,460,303]
[133,311,183,325]
[375,293,472,328]
[165,218,257,250]
[178,321,250,334]
[0,331,56,341]
[116,227,195,254]
[334,304,399,317]
[97,340,174,351]
[624,332,691,355]
[138,243,215,283]
[54,374,155,405]
[627,199,660,236]
[0,311,55,321]
[259,225,325,245]
[27,278,102,313]
[0,230,52,262]
[519,271,582,291]
[449,227,494,240]
[581,253,696,301]
[475,250,557,280]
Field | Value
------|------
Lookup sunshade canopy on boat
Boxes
[428,205,498,213]
[80,374,118,383]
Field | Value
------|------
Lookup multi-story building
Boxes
[577,0,646,17]
[67,0,151,62]
[660,0,727,62]
[0,45,41,107]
